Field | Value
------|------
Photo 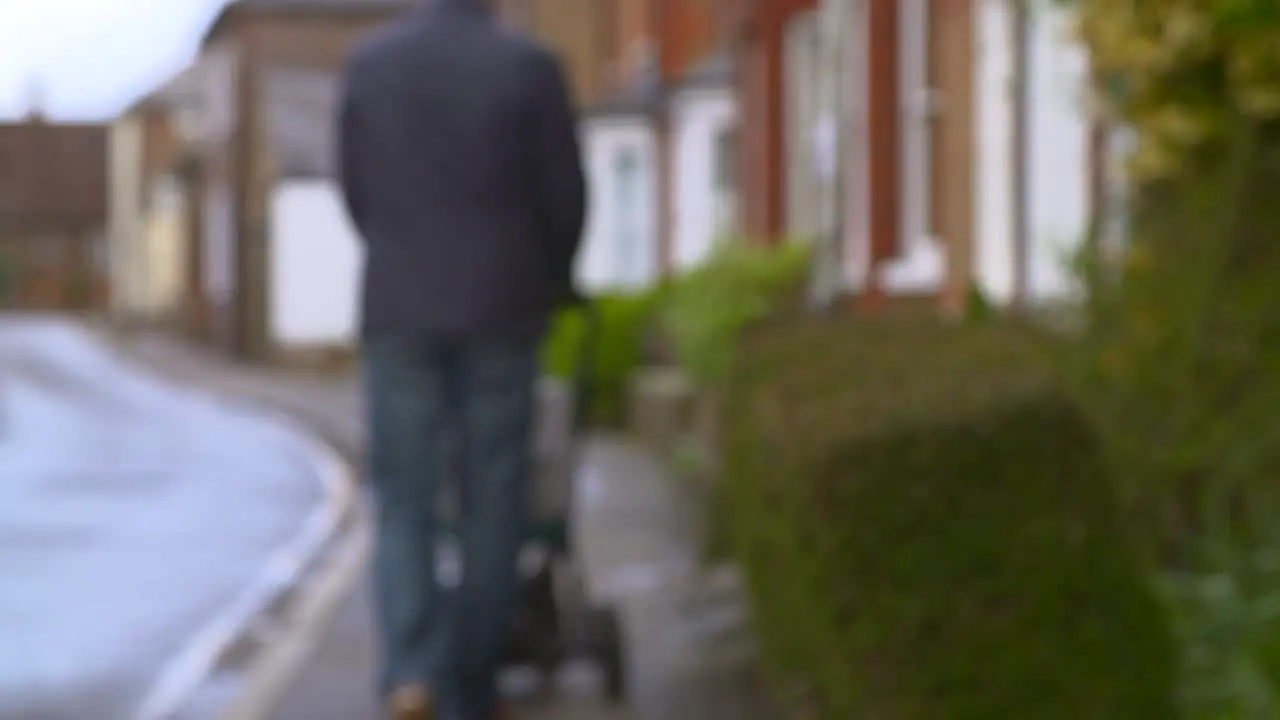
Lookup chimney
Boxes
[24,78,46,123]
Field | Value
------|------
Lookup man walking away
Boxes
[336,0,586,718]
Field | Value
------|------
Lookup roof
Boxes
[259,66,340,178]
[585,47,734,118]
[585,62,664,119]
[674,49,733,91]
[0,121,108,222]
[201,0,413,46]
[126,64,204,115]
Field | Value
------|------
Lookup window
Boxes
[613,148,646,286]
[151,175,182,215]
[711,124,739,236]
[713,124,737,194]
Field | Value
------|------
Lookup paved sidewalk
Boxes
[117,333,775,720]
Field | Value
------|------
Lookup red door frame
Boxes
[862,0,901,305]
[736,0,818,243]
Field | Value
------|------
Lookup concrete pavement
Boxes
[0,317,337,719]
[117,332,777,720]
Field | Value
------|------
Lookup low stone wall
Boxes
[626,365,696,456]
[270,343,358,376]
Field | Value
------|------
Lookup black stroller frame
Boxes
[443,300,625,701]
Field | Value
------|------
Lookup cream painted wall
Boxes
[671,86,738,269]
[138,176,188,317]
[107,115,144,314]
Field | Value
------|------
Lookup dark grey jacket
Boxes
[338,0,586,342]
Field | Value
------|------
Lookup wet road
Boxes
[0,319,322,719]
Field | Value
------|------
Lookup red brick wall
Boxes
[866,0,901,281]
[658,0,717,81]
[0,121,108,311]
[736,0,818,242]
[526,0,609,105]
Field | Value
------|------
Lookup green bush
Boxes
[724,311,1178,719]
[1066,124,1280,718]
[540,288,661,426]
[662,238,811,386]
[1072,124,1280,554]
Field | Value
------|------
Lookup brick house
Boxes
[0,114,109,311]
[734,0,1097,311]
[108,64,202,324]
[256,65,365,367]
[184,0,410,359]
[169,0,738,356]
[511,0,733,288]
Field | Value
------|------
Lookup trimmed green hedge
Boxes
[540,289,661,426]
[723,311,1178,718]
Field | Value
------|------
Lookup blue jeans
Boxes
[363,337,537,719]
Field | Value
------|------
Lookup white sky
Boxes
[0,0,225,120]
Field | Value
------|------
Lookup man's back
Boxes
[339,0,586,343]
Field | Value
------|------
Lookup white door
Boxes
[612,147,650,287]
[881,0,945,292]
[711,123,739,239]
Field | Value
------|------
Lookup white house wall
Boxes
[881,0,944,294]
[1026,4,1089,300]
[671,87,737,269]
[139,177,187,317]
[107,115,144,315]
[579,118,658,291]
[268,181,361,348]
[975,0,1090,304]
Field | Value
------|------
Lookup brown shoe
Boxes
[387,685,435,720]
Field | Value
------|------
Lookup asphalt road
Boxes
[0,318,322,719]
[115,331,778,720]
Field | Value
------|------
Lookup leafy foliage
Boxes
[1061,120,1280,719]
[1067,0,1280,178]
[661,238,811,386]
[540,289,661,426]
[1058,0,1280,710]
[1161,535,1280,718]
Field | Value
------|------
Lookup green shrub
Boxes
[540,288,661,426]
[662,238,811,386]
[1160,538,1280,719]
[964,284,995,323]
[724,311,1178,719]
[1066,124,1280,718]
[1071,124,1280,554]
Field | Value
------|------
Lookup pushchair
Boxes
[439,301,626,701]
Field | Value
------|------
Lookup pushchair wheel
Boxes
[506,561,562,668]
[584,604,626,701]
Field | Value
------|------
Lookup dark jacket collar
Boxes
[424,0,491,18]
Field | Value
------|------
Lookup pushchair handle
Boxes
[571,298,599,433]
